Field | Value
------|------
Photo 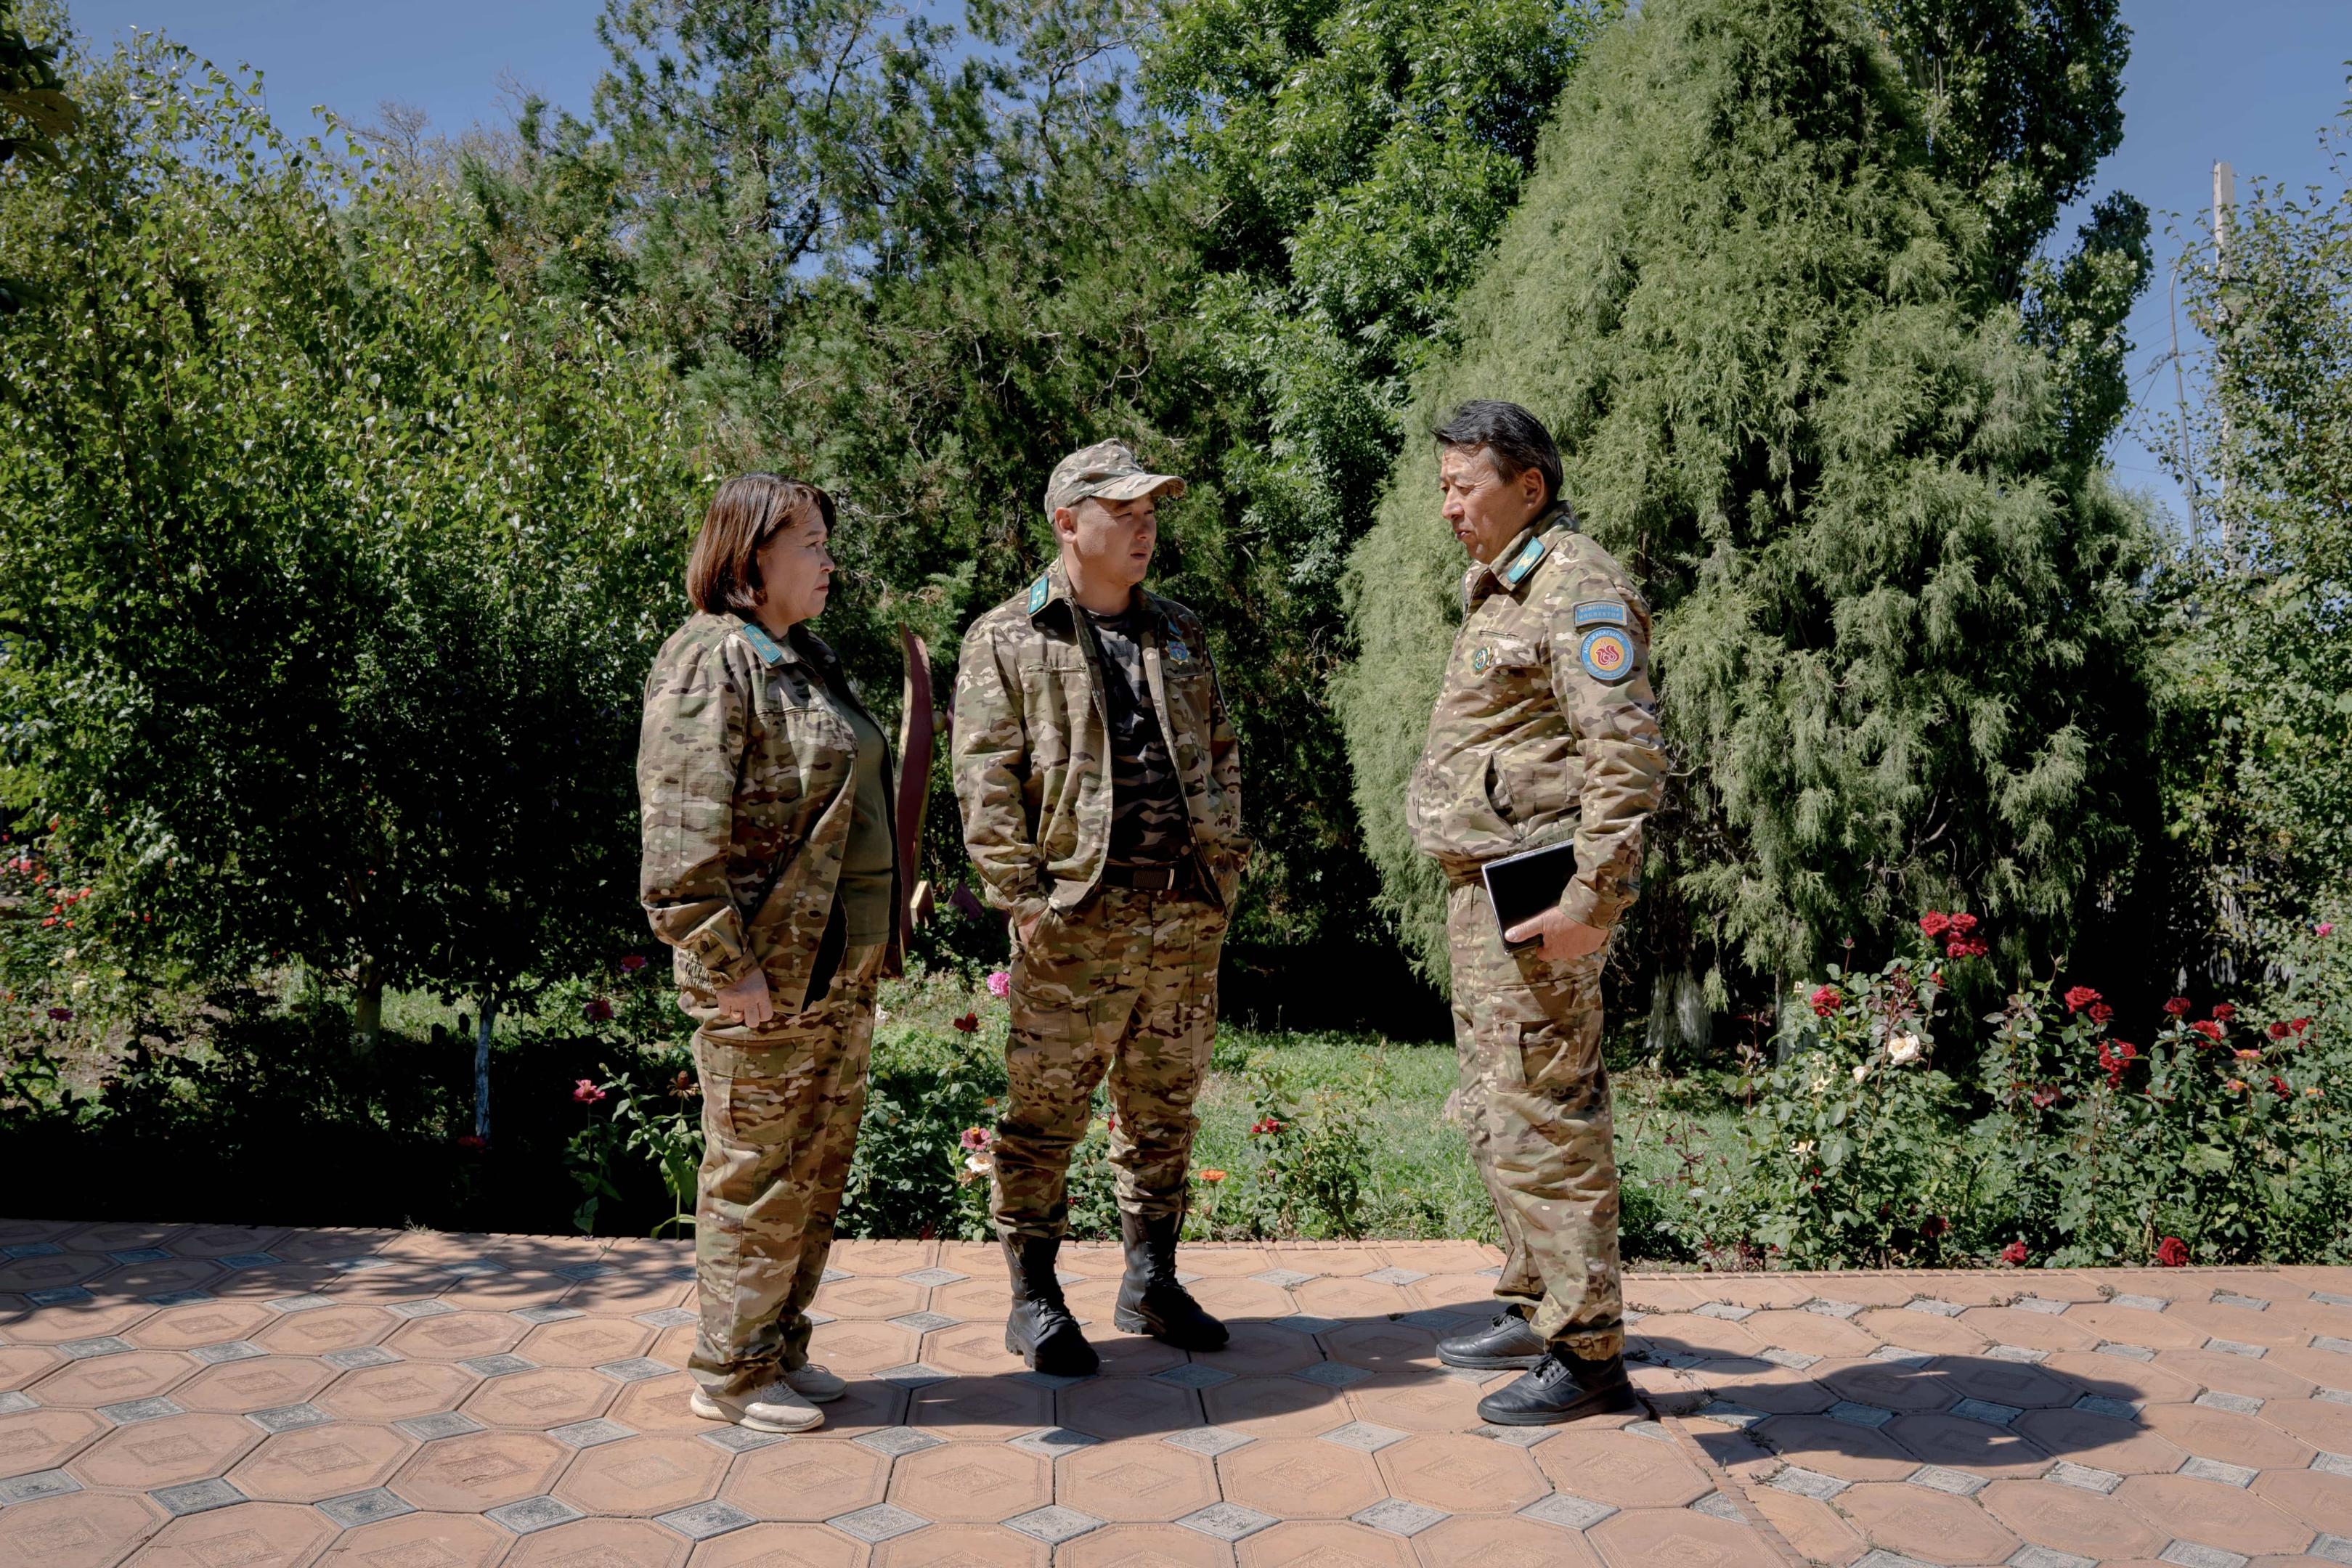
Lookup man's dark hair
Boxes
[1433,400,1563,506]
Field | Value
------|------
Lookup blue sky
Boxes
[59,1,2351,526]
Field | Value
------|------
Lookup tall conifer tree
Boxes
[1335,0,2158,999]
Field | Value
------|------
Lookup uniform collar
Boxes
[734,614,823,670]
[1466,504,1572,605]
[1027,560,1152,629]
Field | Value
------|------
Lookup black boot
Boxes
[1475,1347,1641,1426]
[1112,1212,1229,1350]
[1001,1236,1099,1376]
[1436,1307,1547,1370]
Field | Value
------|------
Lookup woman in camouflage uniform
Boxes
[637,475,904,1434]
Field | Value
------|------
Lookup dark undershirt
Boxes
[1081,605,1189,869]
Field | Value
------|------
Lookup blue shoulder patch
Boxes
[1166,637,1192,666]
[1499,535,1547,587]
[1026,574,1051,615]
[1573,600,1629,629]
[738,621,787,667]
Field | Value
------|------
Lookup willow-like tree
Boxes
[1335,0,2159,1006]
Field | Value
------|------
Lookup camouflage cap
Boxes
[1044,439,1186,517]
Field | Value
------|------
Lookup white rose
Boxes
[1791,1139,1815,1155]
[1887,1033,1925,1065]
[1852,1061,1870,1083]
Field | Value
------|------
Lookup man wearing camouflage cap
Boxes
[953,440,1249,1375]
[1411,401,1668,1424]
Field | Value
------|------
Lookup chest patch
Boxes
[1573,600,1629,629]
[1579,626,1635,684]
[1469,645,1494,675]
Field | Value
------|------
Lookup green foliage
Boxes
[1189,1053,1374,1239]
[1337,0,2160,992]
[0,33,699,1016]
[2154,110,2352,971]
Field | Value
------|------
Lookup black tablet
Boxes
[1481,839,1580,948]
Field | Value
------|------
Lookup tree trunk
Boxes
[473,997,498,1145]
[351,959,383,1055]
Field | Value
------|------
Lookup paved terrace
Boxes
[2,1224,2351,1568]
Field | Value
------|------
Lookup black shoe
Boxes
[1476,1347,1642,1426]
[1436,1309,1547,1371]
[1001,1236,1099,1376]
[1111,1212,1229,1351]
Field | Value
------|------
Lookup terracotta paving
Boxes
[2,1222,2351,1567]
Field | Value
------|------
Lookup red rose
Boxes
[2030,1085,2060,1108]
[2000,1241,2027,1265]
[2270,1076,2291,1096]
[2162,997,2193,1016]
[620,954,648,973]
[2291,1017,2313,1034]
[1809,984,1842,1018]
[584,997,614,1023]
[2267,1021,2290,1040]
[953,1012,980,1033]
[2154,1236,2189,1267]
[2088,1003,2114,1024]
[1948,912,1979,936]
[2063,986,2101,1013]
[1918,912,1953,938]
[2210,1003,2237,1021]
[1921,1214,1950,1239]
[2190,1020,2224,1043]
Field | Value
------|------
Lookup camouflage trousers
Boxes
[1447,883,1623,1358]
[992,886,1225,1241]
[688,943,882,1397]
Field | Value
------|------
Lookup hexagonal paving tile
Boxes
[253,1304,394,1356]
[1743,1307,1884,1361]
[815,1275,928,1319]
[1411,1513,1606,1568]
[2262,1394,2352,1455]
[519,1315,655,1368]
[1292,1275,1412,1321]
[1202,1373,1350,1437]
[1054,1375,1197,1442]
[2250,1466,2352,1540]
[0,1488,160,1568]
[0,1405,106,1476]
[1839,1480,2023,1564]
[2143,1400,2316,1469]
[2165,1298,2315,1349]
[317,1360,477,1424]
[1748,1485,1865,1567]
[2156,1346,2317,1402]
[1584,1507,1786,1568]
[0,1343,60,1392]
[2009,1406,2189,1474]
[1754,1413,1923,1482]
[73,1411,259,1488]
[1855,1307,1990,1358]
[137,1500,337,1568]
[556,1432,731,1516]
[807,1320,921,1375]
[30,1349,195,1408]
[0,1251,109,1294]
[230,1422,412,1502]
[921,1320,1027,1377]
[94,1258,224,1302]
[2064,1303,2208,1350]
[1229,1520,1412,1567]
[1817,1358,1958,1414]
[907,1375,1055,1441]
[1977,1476,2171,1560]
[502,1516,690,1568]
[1058,1438,1221,1522]
[462,1366,617,1429]
[885,1441,1050,1524]
[129,1302,277,1352]
[1956,1306,2103,1353]
[3,1299,155,1344]
[1628,1311,1767,1362]
[1344,1373,1486,1434]
[1376,1431,1547,1514]
[390,1429,569,1511]
[171,1355,335,1416]
[1693,1356,1839,1415]
[387,1311,529,1362]
[1885,1411,2053,1477]
[1938,1357,2080,1410]
[605,1373,720,1436]
[2042,1349,2202,1408]
[1217,1436,1384,1521]
[1322,1322,1443,1373]
[1053,1521,1235,1568]
[310,1510,510,1567]
[1533,1428,1710,1507]
[1207,1323,1324,1378]
[2112,1472,2316,1557]
[723,1436,891,1522]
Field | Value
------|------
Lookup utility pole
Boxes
[2213,160,2237,563]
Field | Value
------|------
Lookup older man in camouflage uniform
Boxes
[953,440,1249,1376]
[1409,401,1668,1424]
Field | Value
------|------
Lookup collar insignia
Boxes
[738,621,787,667]
[1499,535,1547,588]
[1026,574,1051,615]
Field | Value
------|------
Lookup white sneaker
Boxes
[784,1363,845,1402]
[689,1378,824,1433]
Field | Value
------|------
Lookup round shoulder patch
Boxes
[1578,626,1635,684]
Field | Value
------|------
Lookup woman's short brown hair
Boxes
[685,473,837,616]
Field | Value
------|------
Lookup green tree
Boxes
[1334,0,2160,1001]
[2154,102,2352,974]
[0,33,698,1092]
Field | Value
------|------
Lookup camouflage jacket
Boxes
[638,612,900,1025]
[953,561,1248,920]
[1408,508,1667,930]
